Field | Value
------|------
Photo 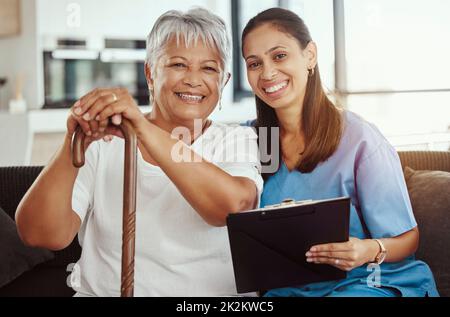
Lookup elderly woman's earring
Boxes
[219,99,222,111]
[149,88,154,104]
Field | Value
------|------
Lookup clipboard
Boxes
[226,197,350,294]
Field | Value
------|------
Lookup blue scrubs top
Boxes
[253,111,439,297]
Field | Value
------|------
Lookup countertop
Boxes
[23,101,258,133]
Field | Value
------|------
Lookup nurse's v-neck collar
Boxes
[280,160,299,174]
[279,160,312,177]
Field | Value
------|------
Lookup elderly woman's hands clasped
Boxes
[67,87,146,146]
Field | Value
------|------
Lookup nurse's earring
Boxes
[308,67,315,77]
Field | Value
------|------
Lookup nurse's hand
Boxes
[305,237,380,272]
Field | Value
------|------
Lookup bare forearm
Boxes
[135,121,257,226]
[379,227,419,263]
[16,134,80,249]
[365,227,419,263]
[308,228,420,272]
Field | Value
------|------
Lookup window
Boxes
[343,0,450,92]
[232,0,450,149]
[340,0,450,149]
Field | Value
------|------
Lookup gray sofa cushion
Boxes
[404,167,450,297]
[0,206,54,288]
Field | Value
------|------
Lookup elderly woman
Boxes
[16,8,263,296]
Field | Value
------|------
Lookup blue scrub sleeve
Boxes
[355,141,417,239]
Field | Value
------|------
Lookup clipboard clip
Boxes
[260,198,316,220]
[262,198,313,210]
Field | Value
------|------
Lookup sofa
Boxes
[0,151,449,297]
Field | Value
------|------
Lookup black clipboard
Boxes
[226,197,350,294]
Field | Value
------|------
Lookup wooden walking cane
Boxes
[71,119,137,297]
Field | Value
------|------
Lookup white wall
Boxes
[36,0,236,110]
[37,0,212,38]
[0,0,249,115]
[0,0,40,111]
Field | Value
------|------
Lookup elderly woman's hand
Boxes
[305,237,380,272]
[67,100,114,150]
[71,87,146,139]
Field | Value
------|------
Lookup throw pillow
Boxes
[404,167,450,297]
[0,206,54,288]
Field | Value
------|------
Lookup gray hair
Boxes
[146,7,231,86]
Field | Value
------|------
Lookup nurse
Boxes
[241,7,438,296]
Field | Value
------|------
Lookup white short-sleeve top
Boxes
[71,123,263,296]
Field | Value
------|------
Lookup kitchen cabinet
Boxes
[0,0,20,37]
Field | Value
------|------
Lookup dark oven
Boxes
[43,39,149,109]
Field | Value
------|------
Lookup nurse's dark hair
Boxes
[242,8,342,178]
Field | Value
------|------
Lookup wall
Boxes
[38,0,212,38]
[0,0,40,111]
[36,0,236,110]
[0,0,254,120]
[0,113,32,165]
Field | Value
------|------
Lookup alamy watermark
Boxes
[66,263,81,289]
[66,3,81,28]
[169,119,280,174]
[366,263,382,288]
